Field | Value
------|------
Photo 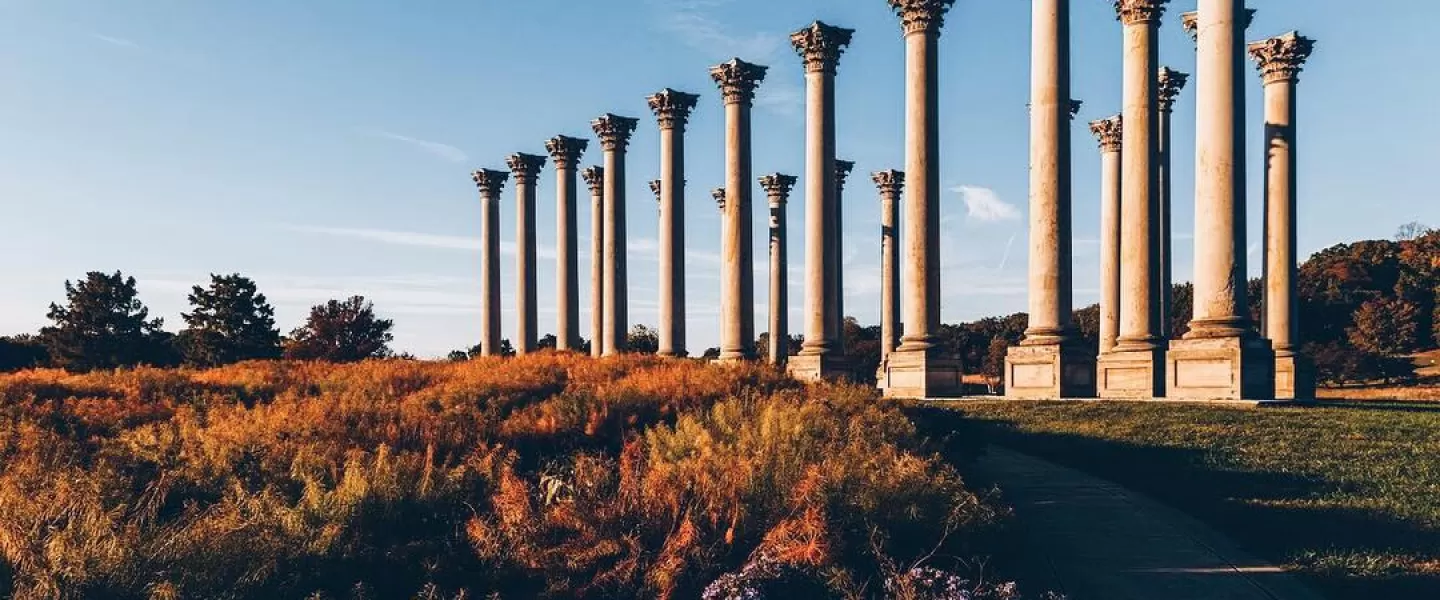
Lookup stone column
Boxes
[582,166,605,357]
[1090,117,1124,356]
[787,21,853,381]
[760,173,797,367]
[1007,0,1095,399]
[710,59,767,362]
[1167,0,1275,400]
[1096,0,1167,398]
[1156,67,1189,339]
[647,89,700,357]
[472,169,509,357]
[591,114,639,356]
[545,136,587,352]
[873,170,904,368]
[1251,32,1316,400]
[507,153,546,355]
[834,159,854,347]
[881,0,964,398]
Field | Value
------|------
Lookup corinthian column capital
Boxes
[1181,8,1256,41]
[790,21,855,74]
[1157,67,1190,112]
[1089,116,1123,153]
[471,169,509,195]
[709,58,768,106]
[1249,31,1316,85]
[506,153,546,184]
[581,166,604,194]
[887,0,955,36]
[544,135,588,170]
[646,88,700,130]
[759,173,798,206]
[835,159,856,192]
[872,169,905,196]
[590,114,638,151]
[712,187,727,211]
[1114,0,1167,26]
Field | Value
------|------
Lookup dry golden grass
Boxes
[0,354,999,599]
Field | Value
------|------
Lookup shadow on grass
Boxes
[922,410,1440,600]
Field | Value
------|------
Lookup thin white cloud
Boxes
[997,232,1018,270]
[363,129,469,163]
[649,0,785,61]
[92,34,138,48]
[957,186,1021,222]
[285,224,481,251]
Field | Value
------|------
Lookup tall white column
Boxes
[1091,117,1123,355]
[1156,68,1189,339]
[873,170,904,366]
[472,169,508,357]
[582,167,605,357]
[1251,31,1316,400]
[647,89,700,358]
[710,59,767,362]
[881,0,964,398]
[788,21,853,381]
[760,173,797,367]
[591,114,638,356]
[545,136,587,352]
[1167,0,1274,400]
[506,153,546,355]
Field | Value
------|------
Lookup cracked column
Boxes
[507,153,546,355]
[1166,0,1274,400]
[787,21,854,381]
[761,173,797,367]
[1007,0,1094,399]
[834,159,854,348]
[546,136,587,352]
[582,166,605,357]
[1251,31,1316,400]
[1096,0,1168,398]
[710,59,767,362]
[472,169,508,357]
[882,0,964,398]
[873,169,904,368]
[1156,67,1188,339]
[591,114,639,356]
[647,89,700,357]
[1090,116,1124,356]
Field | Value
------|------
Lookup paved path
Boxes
[970,446,1326,600]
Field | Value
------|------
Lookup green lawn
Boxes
[940,400,1440,599]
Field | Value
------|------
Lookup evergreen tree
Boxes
[178,274,282,366]
[40,271,173,371]
[283,296,394,362]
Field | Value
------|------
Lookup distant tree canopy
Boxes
[40,271,175,372]
[626,325,659,355]
[283,296,394,363]
[0,335,49,371]
[177,274,282,367]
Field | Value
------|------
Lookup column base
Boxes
[787,353,851,382]
[1097,345,1167,398]
[1004,344,1097,399]
[1165,335,1275,401]
[879,349,965,399]
[1274,353,1315,401]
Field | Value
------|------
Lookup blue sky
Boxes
[0,0,1434,357]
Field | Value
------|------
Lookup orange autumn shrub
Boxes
[0,354,1000,600]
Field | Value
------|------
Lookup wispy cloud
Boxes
[649,0,785,61]
[755,80,804,118]
[92,34,139,48]
[956,186,1021,222]
[997,232,1018,270]
[362,129,469,163]
[285,224,481,251]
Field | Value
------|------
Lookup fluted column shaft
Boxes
[592,115,637,356]
[546,137,586,351]
[711,60,766,361]
[507,153,545,355]
[803,71,838,358]
[1114,3,1164,352]
[583,168,605,357]
[1022,0,1073,345]
[1157,68,1188,338]
[648,90,699,358]
[1092,118,1123,354]
[473,170,508,357]
[762,174,796,367]
[834,161,854,346]
[874,170,904,362]
[900,23,941,352]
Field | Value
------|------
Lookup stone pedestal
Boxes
[1006,344,1096,399]
[1274,353,1315,401]
[880,351,964,399]
[789,353,852,383]
[1166,335,1275,400]
[1096,346,1166,398]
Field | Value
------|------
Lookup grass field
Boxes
[944,400,1440,599]
[0,355,1028,600]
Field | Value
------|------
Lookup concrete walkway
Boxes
[971,446,1326,600]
